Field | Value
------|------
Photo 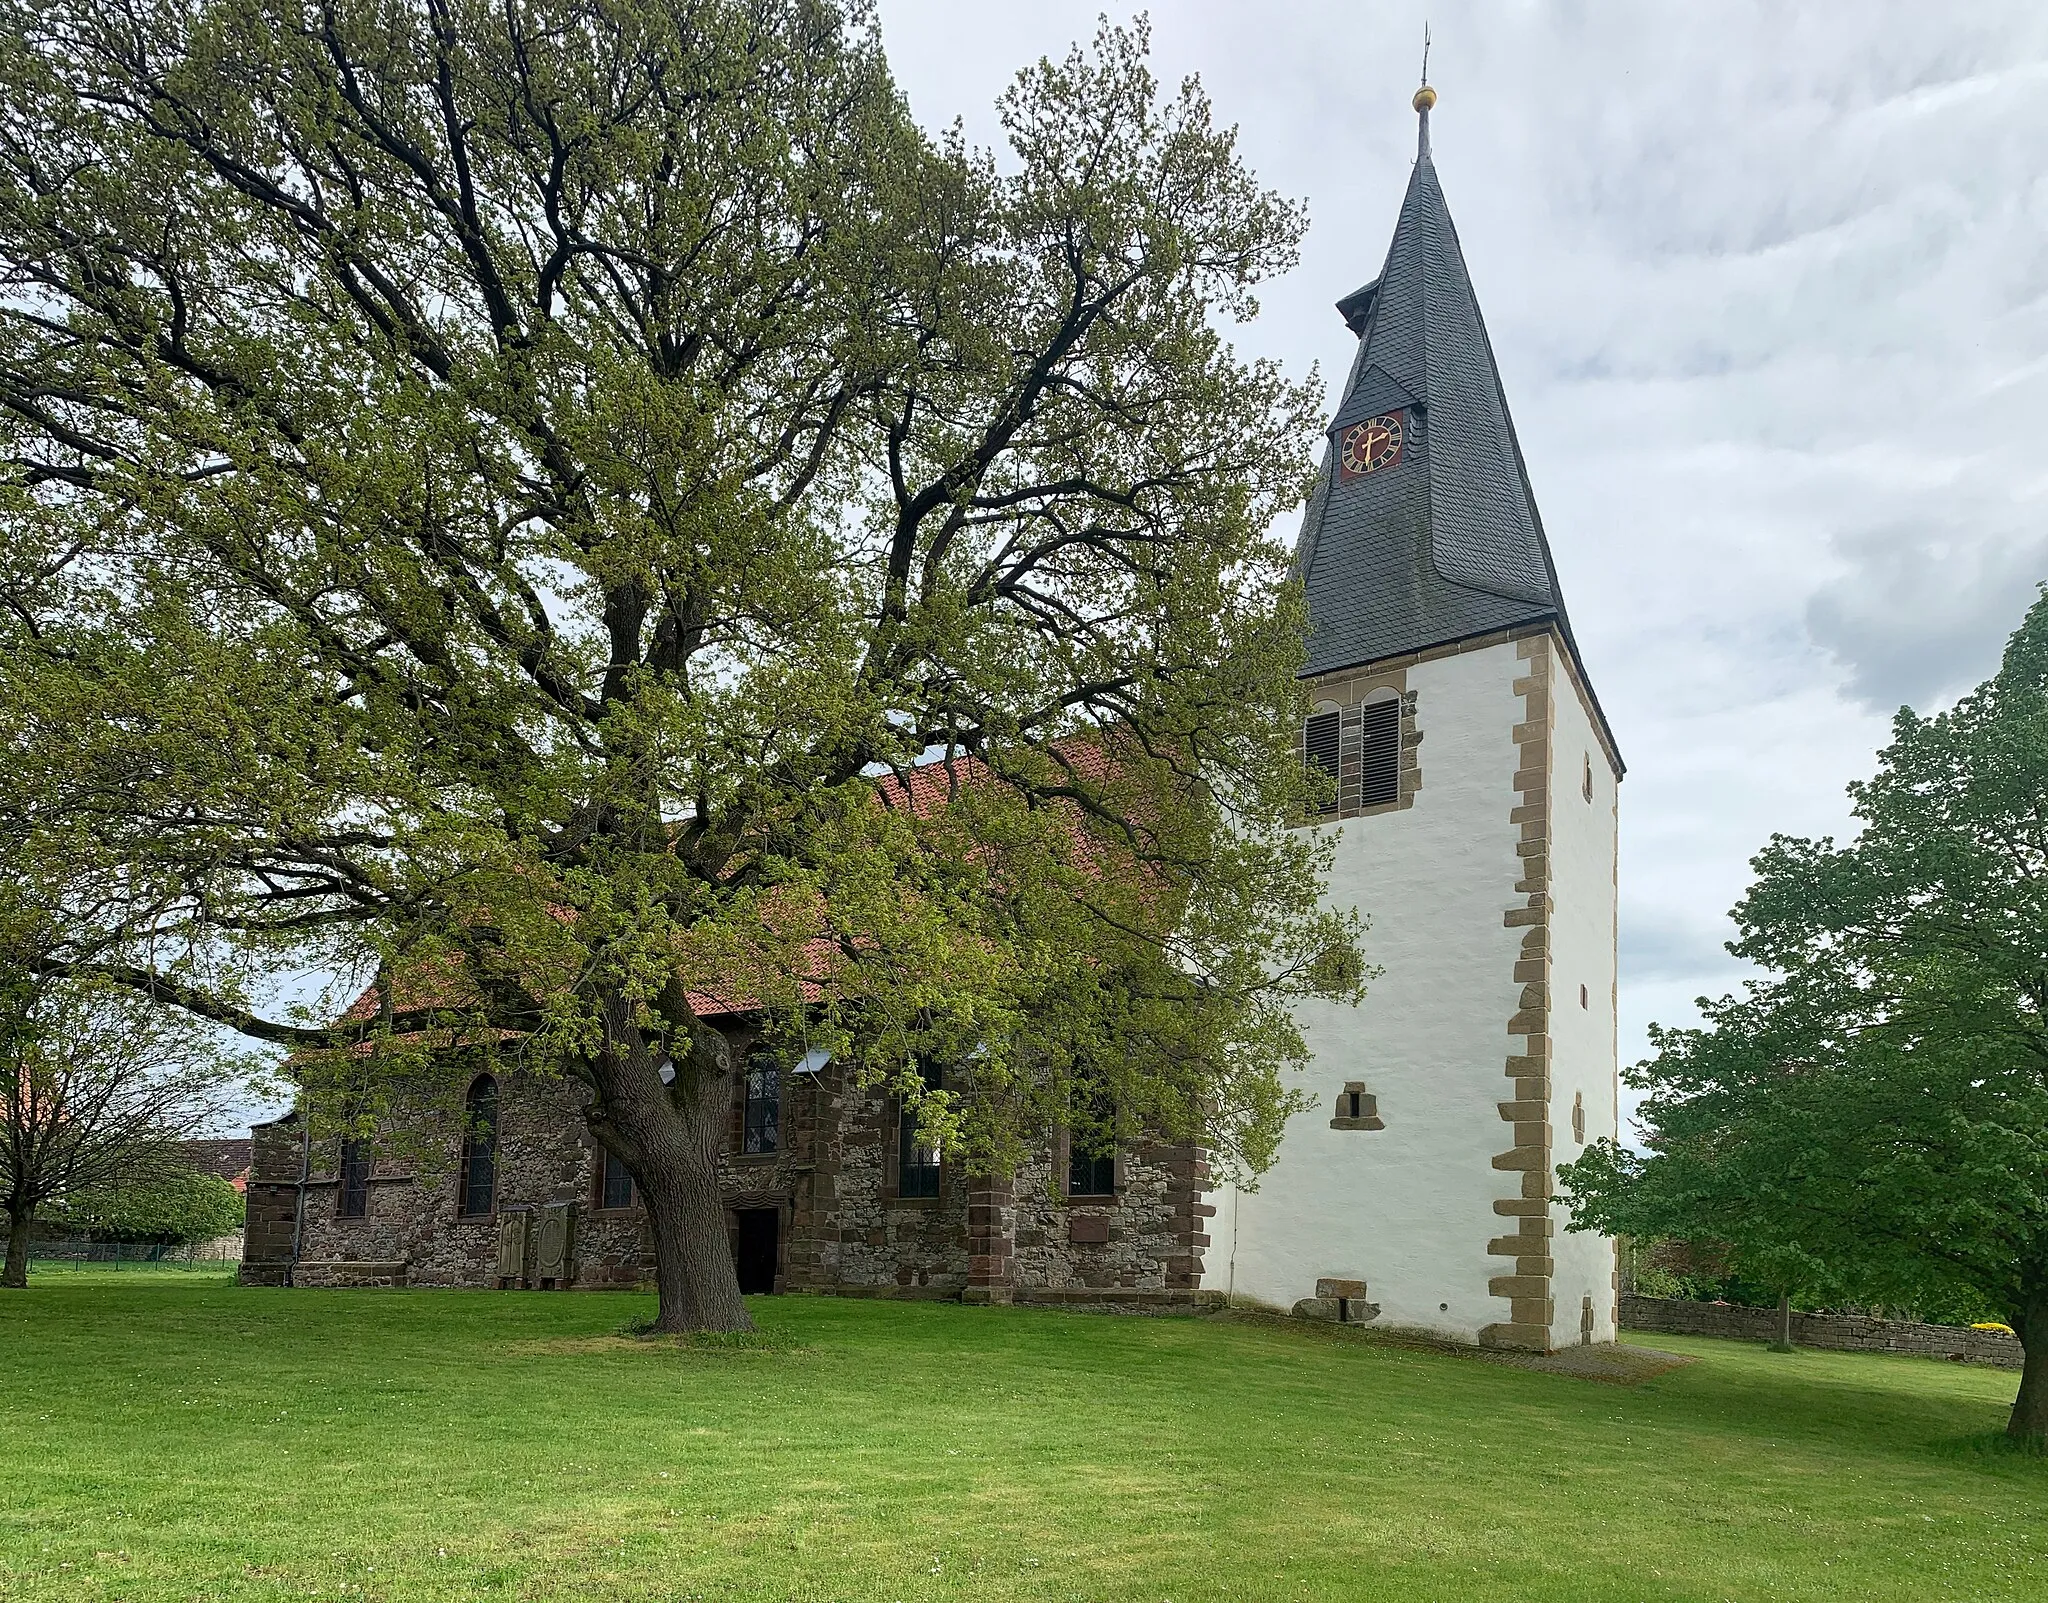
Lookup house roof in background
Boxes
[181,1137,252,1182]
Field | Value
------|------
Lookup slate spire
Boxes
[1296,85,1581,682]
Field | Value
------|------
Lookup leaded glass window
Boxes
[1068,1089,1116,1197]
[1068,1138,1115,1198]
[743,1054,780,1155]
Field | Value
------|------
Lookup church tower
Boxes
[1203,85,1623,1351]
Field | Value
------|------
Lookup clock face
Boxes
[1339,412,1405,479]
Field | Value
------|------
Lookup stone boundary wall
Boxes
[1621,1293,2022,1369]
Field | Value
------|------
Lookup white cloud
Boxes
[877,0,2048,1086]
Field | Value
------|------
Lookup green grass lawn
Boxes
[1,1271,2041,1602]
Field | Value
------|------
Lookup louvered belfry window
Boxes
[1304,711,1342,812]
[1359,699,1401,808]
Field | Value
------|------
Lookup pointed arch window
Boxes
[742,1051,781,1155]
[457,1075,499,1218]
[336,1139,370,1220]
[898,1058,942,1198]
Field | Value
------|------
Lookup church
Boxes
[241,86,1623,1354]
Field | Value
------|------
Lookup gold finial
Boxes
[1413,84,1437,112]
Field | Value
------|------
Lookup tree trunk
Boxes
[634,1080,753,1334]
[2009,1282,2048,1449]
[1770,1290,1794,1352]
[588,996,753,1334]
[2,1203,31,1289]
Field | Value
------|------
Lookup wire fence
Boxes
[28,1236,242,1268]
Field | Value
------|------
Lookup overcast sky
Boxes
[871,0,2048,1101]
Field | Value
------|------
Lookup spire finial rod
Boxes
[1412,24,1436,156]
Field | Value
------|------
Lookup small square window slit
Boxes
[1330,1080,1385,1131]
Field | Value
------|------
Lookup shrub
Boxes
[58,1172,244,1244]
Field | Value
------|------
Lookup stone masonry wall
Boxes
[1620,1293,2022,1369]
[245,1015,849,1293]
[1010,1142,1211,1308]
[238,1114,305,1286]
[288,1071,652,1290]
[800,1074,968,1296]
[244,1052,1211,1309]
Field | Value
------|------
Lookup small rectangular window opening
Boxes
[1580,983,1589,1009]
[1304,711,1342,812]
[1067,1089,1117,1198]
[1345,1090,1363,1119]
[1359,700,1401,808]
[1582,753,1594,803]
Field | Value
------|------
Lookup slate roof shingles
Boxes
[1298,105,1618,773]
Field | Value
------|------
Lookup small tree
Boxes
[1,975,247,1285]
[1560,587,2048,1447]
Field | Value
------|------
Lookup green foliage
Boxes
[1627,1258,1708,1302]
[0,0,1362,1322]
[57,1171,244,1244]
[1626,1241,2003,1325]
[1560,587,2048,1437]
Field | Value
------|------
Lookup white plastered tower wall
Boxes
[1200,625,1620,1351]
[1204,85,1626,1350]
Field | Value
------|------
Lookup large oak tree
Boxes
[0,0,1361,1330]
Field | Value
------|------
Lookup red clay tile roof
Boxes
[328,746,1093,1032]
